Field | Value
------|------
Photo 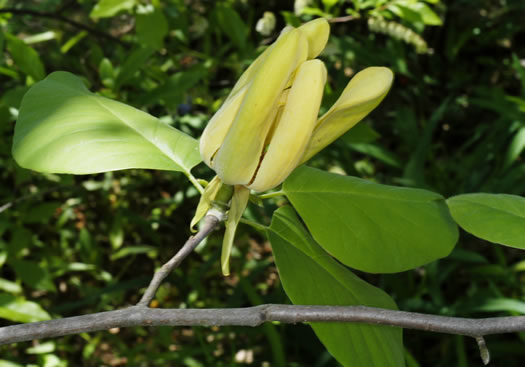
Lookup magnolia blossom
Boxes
[196,18,393,275]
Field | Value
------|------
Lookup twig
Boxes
[136,214,221,307]
[0,8,129,47]
[328,15,358,23]
[475,336,491,365]
[1,305,524,345]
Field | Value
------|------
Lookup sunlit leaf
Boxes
[448,193,525,249]
[284,166,458,273]
[13,72,201,175]
[0,293,51,323]
[90,0,136,18]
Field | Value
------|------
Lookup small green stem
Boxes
[186,172,204,194]
[258,190,285,200]
[240,218,267,232]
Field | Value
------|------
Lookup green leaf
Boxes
[0,293,51,323]
[503,126,525,170]
[5,33,45,81]
[341,122,380,144]
[10,259,56,292]
[408,3,442,26]
[0,360,24,367]
[22,202,61,224]
[110,245,157,260]
[98,58,115,87]
[136,6,168,49]
[447,193,525,249]
[348,143,402,168]
[140,65,207,108]
[473,298,525,314]
[268,206,404,367]
[115,46,155,89]
[90,0,136,18]
[13,72,201,175]
[213,4,248,52]
[284,166,458,273]
[0,278,22,294]
[388,4,423,24]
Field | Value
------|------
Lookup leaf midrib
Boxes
[452,199,525,221]
[92,95,189,174]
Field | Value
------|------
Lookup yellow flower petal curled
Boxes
[298,18,330,59]
[213,28,309,185]
[248,59,327,191]
[301,66,394,163]
[199,85,249,167]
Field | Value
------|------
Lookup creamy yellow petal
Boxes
[248,60,327,192]
[199,85,249,166]
[301,67,394,162]
[298,18,330,59]
[221,185,250,276]
[213,28,308,185]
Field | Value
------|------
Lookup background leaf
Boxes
[5,34,45,81]
[90,0,136,18]
[268,206,405,367]
[136,6,168,50]
[447,193,525,249]
[284,166,458,273]
[12,72,201,175]
[0,294,51,323]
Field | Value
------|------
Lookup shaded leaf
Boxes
[10,259,56,292]
[115,46,155,89]
[268,206,404,367]
[213,4,248,52]
[136,7,168,49]
[5,33,45,81]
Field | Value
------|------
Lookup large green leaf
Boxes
[447,193,525,249]
[268,206,404,367]
[283,166,458,273]
[12,72,201,175]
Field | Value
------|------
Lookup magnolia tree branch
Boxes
[137,214,220,307]
[0,212,523,365]
[1,304,524,346]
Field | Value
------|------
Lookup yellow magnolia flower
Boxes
[196,18,394,275]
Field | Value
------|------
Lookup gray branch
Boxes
[1,304,524,345]
[137,214,220,307]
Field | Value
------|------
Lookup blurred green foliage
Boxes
[1,0,525,365]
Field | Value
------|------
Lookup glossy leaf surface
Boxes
[448,193,525,249]
[284,166,458,273]
[13,72,201,175]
